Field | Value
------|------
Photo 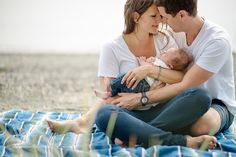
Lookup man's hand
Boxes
[103,96,120,104]
[111,93,142,110]
[150,81,166,90]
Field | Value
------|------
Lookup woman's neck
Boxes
[124,33,156,57]
[132,32,151,44]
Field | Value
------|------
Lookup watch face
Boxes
[142,96,148,104]
[141,92,149,106]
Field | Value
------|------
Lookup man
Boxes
[151,0,235,135]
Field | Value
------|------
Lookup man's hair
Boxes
[154,0,198,17]
[123,0,154,34]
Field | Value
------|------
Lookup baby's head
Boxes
[160,48,191,70]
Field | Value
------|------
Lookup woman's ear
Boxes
[133,12,140,23]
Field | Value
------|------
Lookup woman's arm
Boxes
[99,76,115,92]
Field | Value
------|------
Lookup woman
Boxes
[47,0,217,149]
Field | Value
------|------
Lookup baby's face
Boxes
[160,48,188,70]
[160,48,180,68]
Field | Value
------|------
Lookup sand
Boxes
[0,53,236,113]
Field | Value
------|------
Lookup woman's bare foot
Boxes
[46,117,88,134]
[186,135,217,150]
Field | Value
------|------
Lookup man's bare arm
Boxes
[147,64,214,103]
[148,65,185,84]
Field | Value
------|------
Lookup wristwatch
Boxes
[140,92,149,106]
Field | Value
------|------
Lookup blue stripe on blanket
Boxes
[0,109,236,157]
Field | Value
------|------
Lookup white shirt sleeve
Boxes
[97,42,119,77]
[196,39,231,73]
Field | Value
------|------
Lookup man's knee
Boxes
[190,108,221,136]
[188,88,212,111]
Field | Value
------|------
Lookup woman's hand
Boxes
[111,93,141,110]
[121,65,152,89]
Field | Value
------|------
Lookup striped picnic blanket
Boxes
[0,109,236,157]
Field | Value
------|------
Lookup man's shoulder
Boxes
[204,20,230,40]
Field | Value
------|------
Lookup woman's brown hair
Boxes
[123,0,154,34]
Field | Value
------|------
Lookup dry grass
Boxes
[0,53,235,113]
[0,53,99,113]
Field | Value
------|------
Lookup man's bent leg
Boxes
[190,108,221,136]
[148,88,211,132]
[95,104,186,148]
[190,100,234,136]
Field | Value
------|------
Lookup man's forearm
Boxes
[148,65,184,84]
[146,82,184,103]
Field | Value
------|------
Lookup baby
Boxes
[95,48,191,104]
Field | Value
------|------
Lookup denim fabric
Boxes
[148,88,212,133]
[211,99,234,132]
[110,74,150,96]
[95,87,211,148]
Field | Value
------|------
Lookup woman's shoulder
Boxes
[101,35,131,59]
[101,35,130,56]
[102,35,124,48]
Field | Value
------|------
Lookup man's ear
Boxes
[178,10,188,19]
[133,12,140,23]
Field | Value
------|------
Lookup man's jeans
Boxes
[95,88,212,148]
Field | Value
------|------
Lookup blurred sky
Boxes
[0,0,235,53]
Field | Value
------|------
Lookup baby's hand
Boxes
[137,56,148,66]
[146,57,155,63]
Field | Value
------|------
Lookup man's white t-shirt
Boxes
[173,19,236,115]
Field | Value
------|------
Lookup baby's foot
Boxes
[46,118,88,134]
[94,89,111,99]
[186,135,217,150]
